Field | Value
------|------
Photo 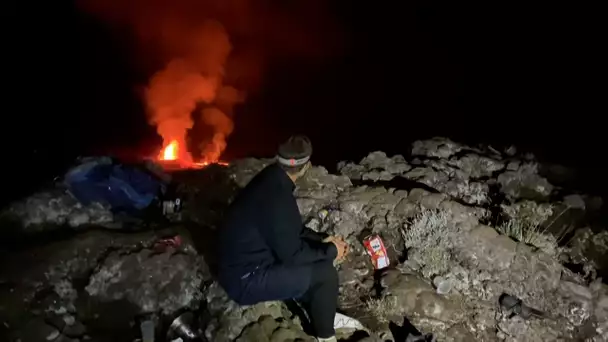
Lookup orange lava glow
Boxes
[157,140,227,169]
[160,140,179,161]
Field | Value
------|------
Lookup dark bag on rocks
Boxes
[64,157,168,215]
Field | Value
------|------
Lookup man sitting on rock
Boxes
[218,135,349,342]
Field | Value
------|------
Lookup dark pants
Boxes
[223,261,338,338]
[297,261,339,338]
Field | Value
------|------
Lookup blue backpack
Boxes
[64,157,167,213]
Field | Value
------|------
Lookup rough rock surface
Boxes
[566,227,608,281]
[224,138,606,341]
[204,282,313,342]
[85,248,206,315]
[1,137,606,342]
[336,138,559,206]
[1,188,114,231]
[0,227,209,341]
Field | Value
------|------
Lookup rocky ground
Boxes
[1,137,607,342]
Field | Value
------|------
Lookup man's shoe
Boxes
[334,312,365,330]
[316,337,337,342]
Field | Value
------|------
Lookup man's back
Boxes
[216,135,347,340]
[218,164,296,280]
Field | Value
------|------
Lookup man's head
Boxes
[277,135,313,182]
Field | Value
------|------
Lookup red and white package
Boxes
[363,234,390,269]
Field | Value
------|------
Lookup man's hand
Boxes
[324,236,349,261]
[322,236,337,243]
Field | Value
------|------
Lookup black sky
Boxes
[5,1,605,197]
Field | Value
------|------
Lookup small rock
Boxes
[338,268,360,286]
[393,199,418,218]
[258,316,280,337]
[394,189,408,198]
[407,188,432,204]
[45,314,67,332]
[419,193,447,210]
[497,163,554,200]
[448,154,505,178]
[15,319,60,342]
[563,194,586,210]
[435,278,453,295]
[369,192,402,212]
[62,314,75,326]
[362,278,375,290]
[559,281,593,301]
[445,324,475,342]
[360,151,392,170]
[415,291,462,322]
[304,217,321,231]
[237,322,270,342]
[411,138,462,158]
[338,162,366,180]
[464,227,517,270]
[269,327,300,342]
[506,160,520,171]
[330,211,361,238]
[469,225,499,241]
[63,320,87,338]
[505,145,517,156]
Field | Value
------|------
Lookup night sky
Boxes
[5,1,605,200]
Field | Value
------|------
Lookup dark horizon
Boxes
[5,1,605,199]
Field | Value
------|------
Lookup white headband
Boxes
[276,155,310,167]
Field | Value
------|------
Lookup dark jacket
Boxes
[217,163,337,301]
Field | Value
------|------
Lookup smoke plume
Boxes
[143,20,239,162]
[78,0,343,162]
